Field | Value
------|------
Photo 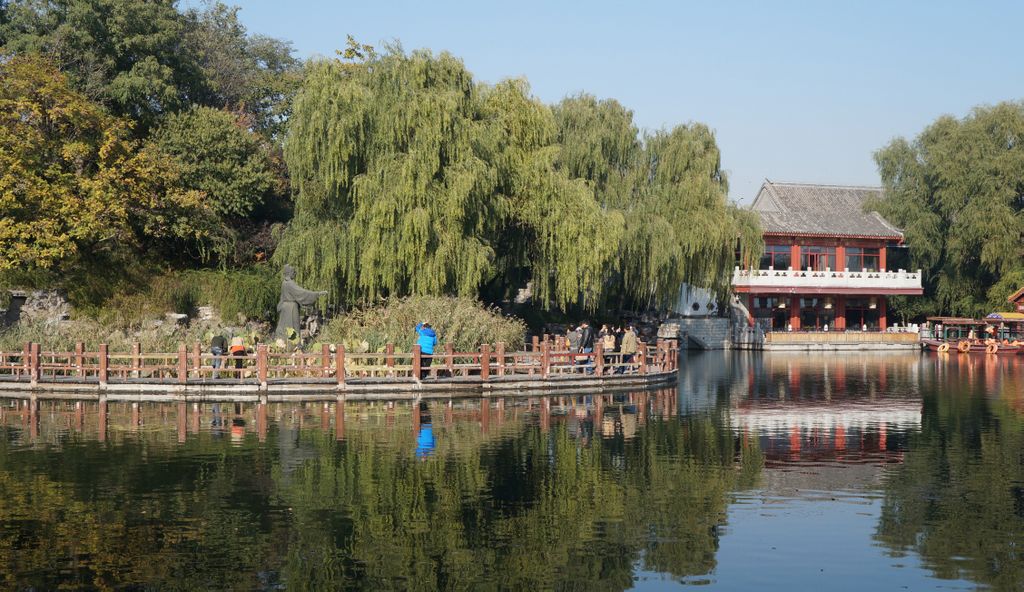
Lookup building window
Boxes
[758,245,791,270]
[846,247,880,272]
[800,246,836,271]
[799,297,835,331]
[752,296,789,331]
[846,297,880,331]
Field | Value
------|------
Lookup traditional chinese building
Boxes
[732,181,923,332]
[1008,286,1024,313]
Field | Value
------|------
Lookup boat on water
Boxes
[922,316,1024,355]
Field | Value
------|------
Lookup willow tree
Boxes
[874,102,1024,317]
[552,95,761,309]
[277,49,622,309]
[278,46,757,311]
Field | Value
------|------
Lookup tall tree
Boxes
[0,0,204,130]
[874,102,1024,317]
[0,55,217,272]
[183,1,302,140]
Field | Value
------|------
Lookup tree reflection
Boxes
[875,357,1024,591]
[0,392,762,590]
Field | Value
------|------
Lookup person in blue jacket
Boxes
[415,321,438,379]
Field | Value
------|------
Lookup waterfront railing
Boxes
[0,339,679,389]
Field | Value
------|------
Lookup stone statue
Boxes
[275,265,327,341]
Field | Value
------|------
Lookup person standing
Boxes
[600,325,616,370]
[620,325,639,373]
[415,321,438,379]
[567,326,582,372]
[210,333,227,379]
[579,321,595,374]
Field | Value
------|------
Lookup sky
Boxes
[221,0,1024,202]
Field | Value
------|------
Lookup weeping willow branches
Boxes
[277,47,760,311]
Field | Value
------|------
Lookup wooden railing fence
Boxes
[0,338,680,387]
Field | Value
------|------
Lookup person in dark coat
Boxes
[579,321,595,374]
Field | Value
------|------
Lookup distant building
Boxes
[1009,286,1024,313]
[732,181,923,332]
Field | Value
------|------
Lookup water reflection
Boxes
[0,351,1021,590]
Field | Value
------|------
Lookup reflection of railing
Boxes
[732,266,923,292]
[0,339,680,391]
[765,332,919,344]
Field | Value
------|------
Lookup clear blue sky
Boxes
[222,0,1024,202]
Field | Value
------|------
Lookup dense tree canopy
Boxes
[278,48,758,310]
[0,55,217,271]
[874,102,1024,317]
[151,106,281,220]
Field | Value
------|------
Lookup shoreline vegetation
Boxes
[2,1,1022,341]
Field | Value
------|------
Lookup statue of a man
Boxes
[275,265,327,341]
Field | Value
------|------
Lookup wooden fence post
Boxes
[496,342,505,376]
[30,342,40,385]
[412,345,422,381]
[531,335,540,352]
[638,340,647,375]
[22,342,30,381]
[385,343,395,376]
[541,340,550,378]
[480,344,491,381]
[594,341,604,376]
[335,345,346,387]
[322,343,331,378]
[74,342,84,378]
[192,342,202,378]
[177,344,187,384]
[131,342,141,378]
[257,345,268,389]
[98,344,108,385]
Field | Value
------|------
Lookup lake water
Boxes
[1,352,1022,590]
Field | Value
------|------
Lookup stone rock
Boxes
[19,290,70,324]
[197,306,217,322]
[165,312,189,326]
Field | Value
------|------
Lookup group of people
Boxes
[564,322,639,373]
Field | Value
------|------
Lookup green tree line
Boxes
[874,102,1024,319]
[0,0,758,323]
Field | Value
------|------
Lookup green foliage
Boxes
[0,0,203,130]
[0,55,219,273]
[318,295,527,352]
[278,49,757,312]
[151,106,281,219]
[874,102,1024,317]
[183,1,302,140]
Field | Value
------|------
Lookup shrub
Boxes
[318,296,526,353]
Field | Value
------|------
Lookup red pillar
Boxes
[879,247,887,271]
[879,296,887,331]
[790,244,800,270]
[836,295,847,331]
[836,245,846,271]
[790,296,801,330]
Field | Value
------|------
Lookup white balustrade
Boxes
[732,266,923,292]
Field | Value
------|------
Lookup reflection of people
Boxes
[415,401,435,458]
[275,264,327,342]
[415,322,438,379]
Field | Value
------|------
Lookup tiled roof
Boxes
[751,181,904,240]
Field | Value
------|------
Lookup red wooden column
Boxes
[835,245,846,271]
[789,296,801,330]
[790,244,800,270]
[879,297,888,331]
[835,295,847,331]
[879,247,887,271]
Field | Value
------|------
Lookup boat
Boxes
[922,316,1023,355]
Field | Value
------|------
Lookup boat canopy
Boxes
[985,312,1024,321]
